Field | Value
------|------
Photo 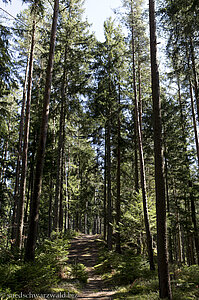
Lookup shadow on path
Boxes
[68,234,116,300]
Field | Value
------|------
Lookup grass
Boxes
[94,241,199,299]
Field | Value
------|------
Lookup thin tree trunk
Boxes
[131,5,155,270]
[189,37,199,121]
[15,19,36,250]
[48,118,55,237]
[177,76,198,264]
[85,201,88,234]
[0,120,10,183]
[11,54,30,243]
[25,0,59,261]
[134,114,139,192]
[163,141,173,264]
[189,81,199,166]
[189,181,199,264]
[48,171,53,237]
[172,183,183,265]
[59,48,67,232]
[149,0,172,298]
[59,167,64,232]
[138,60,142,131]
[54,99,64,231]
[24,153,34,225]
[66,145,71,231]
[107,114,112,250]
[116,83,121,253]
[185,47,199,165]
[104,126,107,241]
[59,114,65,232]
[187,193,196,265]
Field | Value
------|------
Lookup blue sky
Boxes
[0,0,122,41]
[84,0,122,40]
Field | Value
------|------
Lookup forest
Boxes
[0,0,199,299]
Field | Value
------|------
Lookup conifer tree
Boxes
[25,0,59,261]
[149,0,172,298]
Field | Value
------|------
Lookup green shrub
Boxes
[95,247,155,286]
[181,265,199,285]
[0,236,69,294]
[0,287,15,300]
[0,264,21,289]
[71,263,88,283]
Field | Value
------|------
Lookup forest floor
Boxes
[68,234,116,300]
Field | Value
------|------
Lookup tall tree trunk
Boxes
[84,201,88,234]
[66,145,71,231]
[15,19,36,250]
[48,171,53,237]
[0,119,10,183]
[149,0,172,298]
[189,81,199,166]
[104,126,107,241]
[134,113,139,192]
[53,99,64,231]
[163,140,173,264]
[24,152,35,225]
[55,45,67,231]
[189,38,199,121]
[11,54,30,243]
[25,0,59,261]
[177,76,198,264]
[115,83,121,254]
[59,112,65,232]
[107,114,112,250]
[48,118,55,237]
[172,183,183,265]
[185,48,199,165]
[131,5,155,270]
[189,181,199,264]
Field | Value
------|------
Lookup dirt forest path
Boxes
[68,234,116,300]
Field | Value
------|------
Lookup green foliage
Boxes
[96,246,199,300]
[95,247,155,286]
[169,265,199,299]
[113,291,159,300]
[0,24,16,97]
[0,237,69,293]
[0,287,15,300]
[70,263,88,284]
[181,265,199,285]
[111,264,199,299]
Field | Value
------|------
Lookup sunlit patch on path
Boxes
[68,234,116,300]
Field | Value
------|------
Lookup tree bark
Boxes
[25,0,59,261]
[149,0,172,298]
[131,4,155,270]
[189,81,199,166]
[163,140,173,264]
[53,97,64,231]
[189,181,199,265]
[177,76,199,264]
[189,38,199,122]
[15,19,36,250]
[107,114,112,250]
[59,112,65,232]
[115,82,121,254]
[104,125,107,241]
[11,54,30,243]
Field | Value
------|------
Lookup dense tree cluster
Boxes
[0,0,199,298]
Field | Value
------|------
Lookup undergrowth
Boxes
[94,241,199,299]
[0,231,86,299]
